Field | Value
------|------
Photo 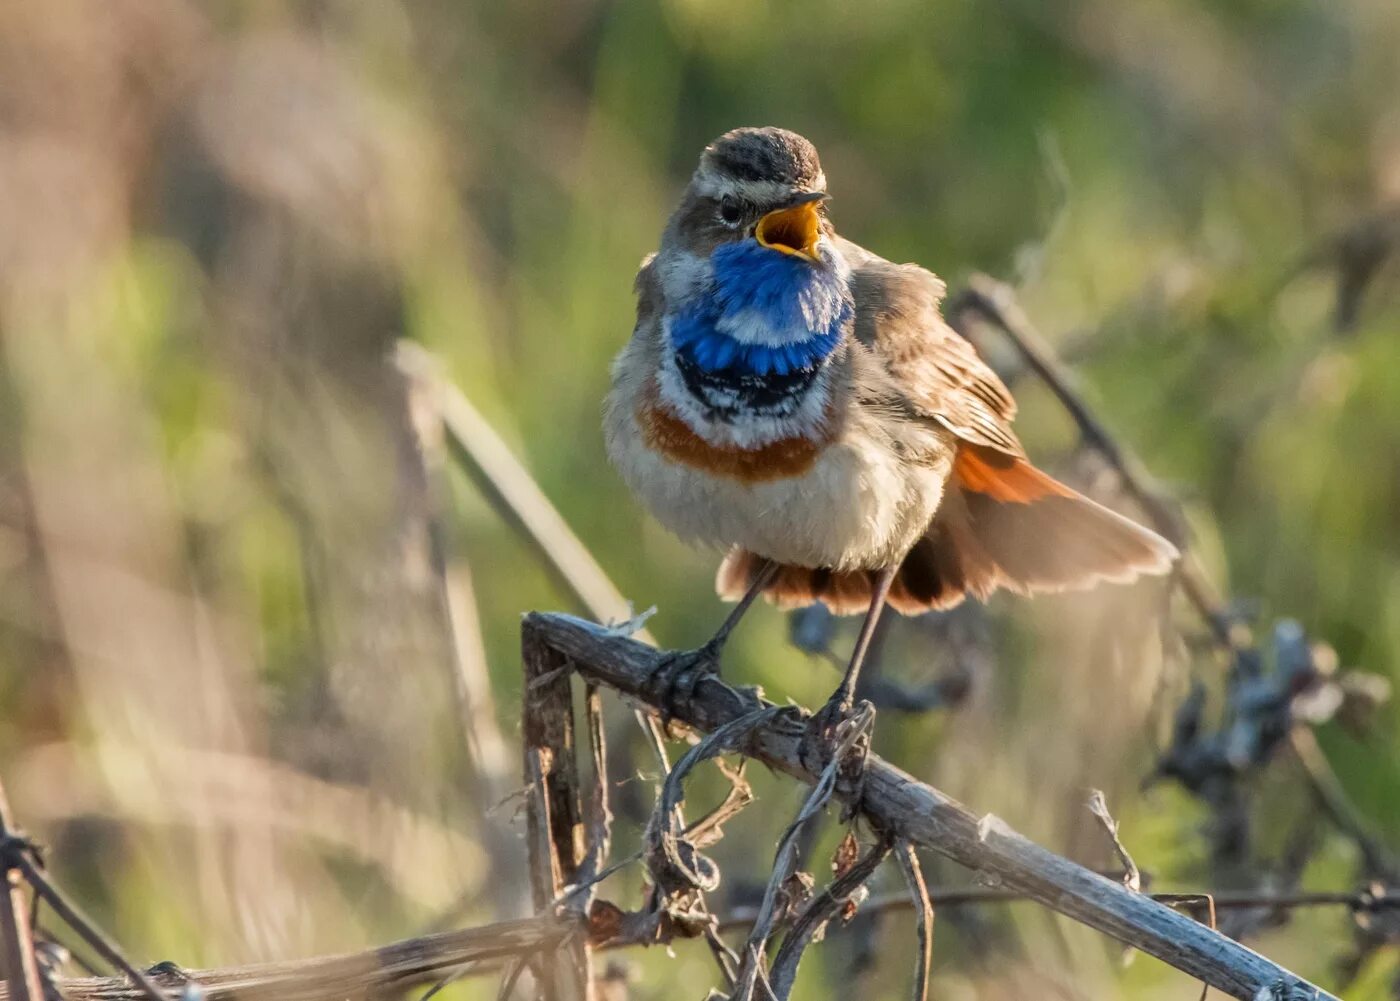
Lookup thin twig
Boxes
[1087,791,1142,893]
[419,960,482,1000]
[400,357,515,808]
[947,276,1236,647]
[1286,728,1396,878]
[573,684,614,916]
[394,343,649,639]
[950,276,1396,887]
[768,836,892,999]
[0,780,43,1001]
[495,954,533,1001]
[19,882,1393,1000]
[14,882,1392,1000]
[396,341,678,836]
[2,917,575,1000]
[633,705,793,995]
[1158,894,1221,1001]
[730,706,875,1001]
[3,845,166,1001]
[703,925,740,991]
[645,707,786,892]
[685,759,754,849]
[556,771,760,917]
[714,885,1397,929]
[1286,204,1400,333]
[37,923,104,978]
[895,844,934,1001]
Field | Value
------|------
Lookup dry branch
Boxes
[947,276,1235,644]
[527,612,1337,1001]
[394,343,650,640]
[0,782,43,1001]
[396,340,677,805]
[13,880,1387,1001]
[5,851,167,1001]
[730,704,876,1000]
[767,836,891,999]
[713,885,1397,929]
[950,276,1395,899]
[894,843,933,1001]
[400,352,516,841]
[3,918,573,1001]
[1287,727,1396,878]
[522,629,593,1000]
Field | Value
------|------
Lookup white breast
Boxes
[605,338,954,571]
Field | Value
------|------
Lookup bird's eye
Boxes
[717,196,743,228]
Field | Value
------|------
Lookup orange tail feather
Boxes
[715,445,1178,616]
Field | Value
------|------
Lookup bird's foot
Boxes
[802,694,875,801]
[146,961,192,984]
[645,638,725,715]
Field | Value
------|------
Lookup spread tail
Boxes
[716,444,1178,615]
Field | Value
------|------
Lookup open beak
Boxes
[755,192,826,261]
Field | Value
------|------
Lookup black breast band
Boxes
[675,352,823,421]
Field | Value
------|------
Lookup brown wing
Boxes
[845,246,1025,458]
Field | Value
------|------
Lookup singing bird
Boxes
[605,127,1177,721]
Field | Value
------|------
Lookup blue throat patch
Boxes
[667,240,852,378]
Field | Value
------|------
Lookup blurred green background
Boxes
[2,0,1398,997]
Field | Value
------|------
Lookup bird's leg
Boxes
[701,558,778,664]
[813,566,897,735]
[647,559,779,709]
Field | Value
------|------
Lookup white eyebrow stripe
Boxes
[692,167,827,203]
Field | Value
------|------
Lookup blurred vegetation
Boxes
[1,0,1399,997]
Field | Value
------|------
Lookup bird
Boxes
[604,126,1178,725]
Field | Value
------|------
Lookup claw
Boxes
[811,692,858,741]
[802,697,876,810]
[646,644,722,716]
[146,961,191,983]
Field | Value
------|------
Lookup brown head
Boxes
[659,127,834,272]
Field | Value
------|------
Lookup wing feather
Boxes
[843,243,1024,458]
